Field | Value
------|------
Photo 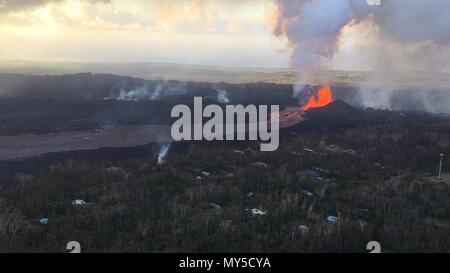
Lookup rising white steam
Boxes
[215,87,231,104]
[105,81,187,101]
[157,143,171,165]
[271,0,450,113]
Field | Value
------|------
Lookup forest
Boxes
[0,113,448,253]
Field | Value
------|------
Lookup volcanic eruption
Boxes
[302,86,334,111]
[276,85,335,128]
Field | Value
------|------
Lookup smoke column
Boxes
[104,81,187,101]
[271,0,450,113]
[215,87,231,104]
[157,143,171,165]
[271,0,372,83]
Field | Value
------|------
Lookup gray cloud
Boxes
[373,0,450,45]
[272,0,450,71]
[0,0,110,14]
[0,0,61,13]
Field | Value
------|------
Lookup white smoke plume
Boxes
[116,85,152,101]
[271,0,450,113]
[292,83,305,98]
[157,143,171,165]
[215,87,231,104]
[271,0,372,83]
[105,80,187,101]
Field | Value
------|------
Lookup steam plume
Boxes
[157,143,171,165]
[271,0,371,82]
[271,0,450,113]
[104,80,187,101]
[215,87,231,104]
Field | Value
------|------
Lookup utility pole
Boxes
[437,154,444,181]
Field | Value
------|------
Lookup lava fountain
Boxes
[302,86,334,111]
[274,85,335,129]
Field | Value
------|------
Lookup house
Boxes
[201,171,211,177]
[359,208,370,218]
[297,225,310,233]
[72,199,88,205]
[209,203,222,210]
[302,190,314,197]
[252,161,269,168]
[297,170,323,181]
[326,216,339,223]
[251,208,267,215]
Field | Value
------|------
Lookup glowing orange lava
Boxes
[302,86,333,111]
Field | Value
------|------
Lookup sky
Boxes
[2,0,449,73]
[0,0,376,69]
[0,0,281,67]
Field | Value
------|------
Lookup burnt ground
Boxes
[1,97,449,184]
[0,98,171,136]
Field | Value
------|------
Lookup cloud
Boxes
[0,0,267,34]
[0,0,287,67]
[0,0,110,14]
[0,0,58,13]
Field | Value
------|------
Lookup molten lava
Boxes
[302,86,333,111]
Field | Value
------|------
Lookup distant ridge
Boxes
[0,59,366,85]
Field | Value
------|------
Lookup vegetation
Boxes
[0,117,449,253]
